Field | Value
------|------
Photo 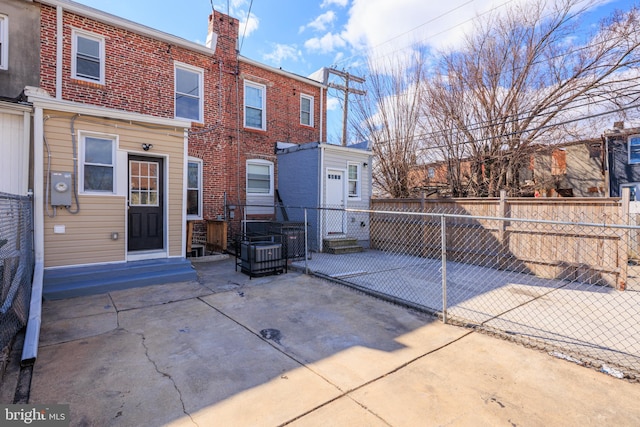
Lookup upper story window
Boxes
[244,80,266,130]
[187,158,202,219]
[72,29,105,84]
[348,162,360,199]
[0,15,7,71]
[175,63,204,122]
[80,132,116,193]
[301,94,314,127]
[246,159,273,195]
[629,135,640,164]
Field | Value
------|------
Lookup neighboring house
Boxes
[23,0,326,297]
[604,122,640,199]
[276,141,373,251]
[411,139,606,198]
[0,0,40,196]
[523,139,606,197]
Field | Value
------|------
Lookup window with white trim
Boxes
[246,160,273,195]
[348,162,360,198]
[629,135,640,164]
[72,30,105,84]
[301,94,314,127]
[244,81,266,130]
[175,63,204,122]
[80,133,116,193]
[0,15,7,70]
[187,158,202,219]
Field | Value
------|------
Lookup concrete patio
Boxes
[2,257,639,426]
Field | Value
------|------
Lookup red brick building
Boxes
[31,0,326,272]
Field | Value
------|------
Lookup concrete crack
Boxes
[129,329,199,427]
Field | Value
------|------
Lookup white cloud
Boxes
[300,11,336,33]
[263,44,301,65]
[239,12,259,38]
[321,0,348,8]
[327,96,341,111]
[304,32,347,54]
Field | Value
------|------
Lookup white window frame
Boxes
[71,29,105,84]
[300,94,314,127]
[244,80,266,131]
[0,15,8,71]
[629,135,640,164]
[347,162,361,200]
[174,62,204,123]
[246,159,273,196]
[79,131,117,194]
[187,157,203,220]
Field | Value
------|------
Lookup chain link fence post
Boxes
[441,214,447,324]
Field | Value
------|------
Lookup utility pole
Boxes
[326,68,365,146]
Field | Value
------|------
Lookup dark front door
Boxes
[128,156,164,251]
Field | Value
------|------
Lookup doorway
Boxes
[128,155,164,251]
[325,169,345,234]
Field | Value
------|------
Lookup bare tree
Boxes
[423,0,640,196]
[349,50,428,198]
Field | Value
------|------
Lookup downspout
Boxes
[319,144,325,251]
[22,106,45,364]
[56,6,63,100]
[319,86,324,143]
[181,129,188,257]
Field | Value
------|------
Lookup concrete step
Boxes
[323,237,364,254]
[324,245,364,255]
[323,237,360,249]
[43,258,197,300]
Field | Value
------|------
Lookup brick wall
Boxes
[39,5,327,242]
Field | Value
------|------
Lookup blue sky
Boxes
[75,0,629,143]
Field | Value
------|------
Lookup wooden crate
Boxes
[207,220,228,252]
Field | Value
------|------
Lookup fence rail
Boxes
[0,192,34,363]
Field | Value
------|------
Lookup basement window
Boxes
[72,29,105,84]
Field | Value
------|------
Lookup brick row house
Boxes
[15,0,326,298]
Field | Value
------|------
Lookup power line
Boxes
[367,101,640,153]
[238,0,255,54]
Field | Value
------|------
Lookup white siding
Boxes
[0,110,29,195]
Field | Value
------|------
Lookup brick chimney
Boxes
[208,10,239,58]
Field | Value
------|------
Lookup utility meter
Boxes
[51,171,72,207]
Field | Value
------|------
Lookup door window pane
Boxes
[130,160,159,206]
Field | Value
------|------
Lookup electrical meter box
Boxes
[51,171,72,206]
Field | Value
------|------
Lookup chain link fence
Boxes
[288,202,640,379]
[0,192,34,364]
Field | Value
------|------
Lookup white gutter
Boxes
[55,6,62,99]
[22,106,45,364]
[38,0,216,56]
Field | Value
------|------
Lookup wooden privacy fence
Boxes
[370,193,632,290]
